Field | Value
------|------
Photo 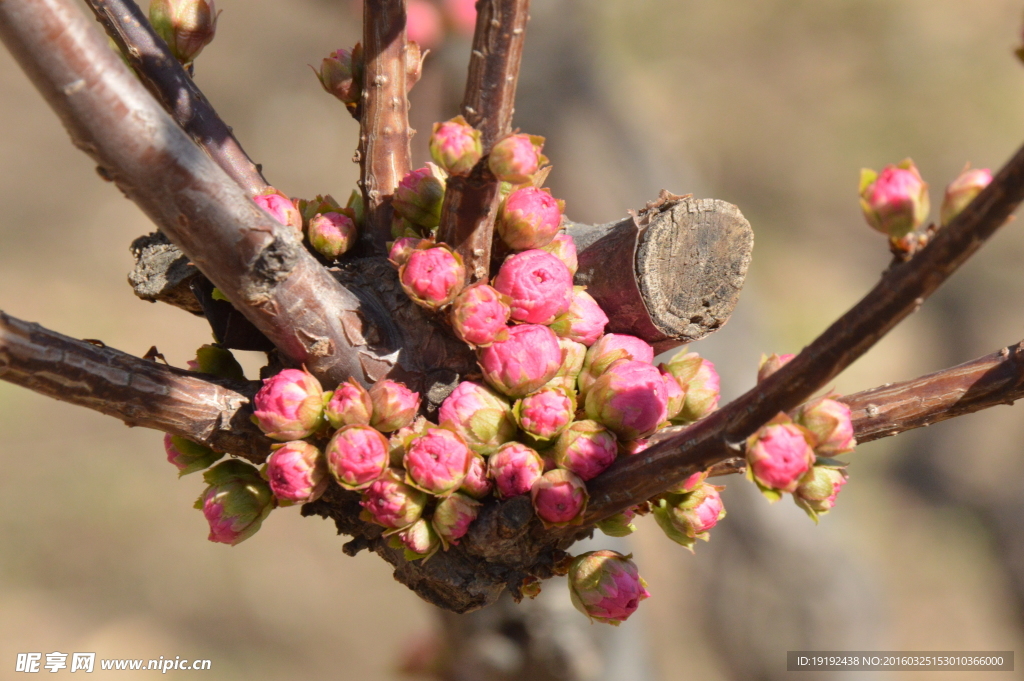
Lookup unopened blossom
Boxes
[567,550,650,625]
[253,191,302,234]
[326,425,390,491]
[661,351,720,424]
[488,442,545,499]
[430,116,483,175]
[653,483,726,551]
[369,380,421,433]
[514,387,575,441]
[459,452,494,499]
[360,468,428,529]
[941,167,992,226]
[488,133,545,184]
[404,427,472,496]
[195,460,275,546]
[746,416,816,500]
[388,237,427,267]
[438,380,516,455]
[265,440,328,505]
[661,370,685,422]
[553,420,618,481]
[859,159,930,239]
[794,397,856,456]
[793,464,849,521]
[497,187,565,250]
[477,323,562,398]
[399,245,466,310]
[550,288,609,347]
[541,234,578,275]
[308,212,357,259]
[149,0,219,65]
[164,433,223,476]
[315,46,362,107]
[450,283,511,347]
[757,353,795,383]
[531,469,588,528]
[252,368,324,441]
[325,378,373,429]
[432,492,482,548]
[393,517,440,561]
[493,250,574,325]
[596,507,638,537]
[393,165,446,229]
[578,334,655,397]
[585,360,669,440]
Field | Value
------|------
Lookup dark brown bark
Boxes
[84,0,269,196]
[360,0,413,252]
[437,161,501,282]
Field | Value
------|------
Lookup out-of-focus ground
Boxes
[1,0,1023,678]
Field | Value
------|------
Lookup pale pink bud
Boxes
[941,167,992,226]
[671,470,708,494]
[514,386,575,441]
[567,550,650,625]
[450,283,512,347]
[585,360,669,440]
[661,370,685,422]
[488,134,544,184]
[438,380,516,455]
[265,440,328,505]
[488,442,545,499]
[493,250,574,325]
[550,288,609,347]
[369,380,421,433]
[399,245,466,310]
[459,452,494,499]
[541,234,578,275]
[253,192,302,234]
[404,427,472,495]
[326,424,390,490]
[360,468,428,529]
[388,237,427,267]
[859,159,930,239]
[794,397,856,456]
[653,483,726,551]
[661,352,720,424]
[252,368,325,441]
[430,116,484,175]
[551,338,587,383]
[579,334,655,397]
[308,212,357,259]
[793,465,848,521]
[531,469,588,528]
[497,187,565,250]
[406,0,443,48]
[757,353,795,383]
[194,460,274,546]
[596,506,638,537]
[393,166,446,229]
[746,417,816,498]
[432,492,481,548]
[149,0,218,65]
[478,324,563,397]
[325,378,373,429]
[164,433,222,477]
[315,46,362,106]
[553,419,617,481]
[393,517,440,561]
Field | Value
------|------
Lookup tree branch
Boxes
[0,311,270,461]
[84,0,269,196]
[359,0,413,252]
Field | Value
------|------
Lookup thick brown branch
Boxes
[0,311,270,461]
[0,0,394,388]
[84,0,268,196]
[359,0,413,251]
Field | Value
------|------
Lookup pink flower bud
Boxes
[315,46,362,107]
[164,433,223,476]
[194,460,275,546]
[553,419,617,481]
[325,378,373,429]
[941,167,992,226]
[309,212,357,259]
[661,370,685,422]
[253,191,302,234]
[369,380,421,433]
[550,338,587,385]
[191,344,244,380]
[360,468,428,529]
[388,237,428,267]
[432,492,481,548]
[450,283,512,347]
[430,116,484,175]
[149,0,219,65]
[541,234,578,275]
[757,353,795,383]
[514,386,575,441]
[265,440,328,505]
[859,159,930,239]
[531,469,588,528]
[478,324,563,397]
[459,452,494,499]
[392,517,441,561]
[567,550,650,625]
[793,465,848,521]
[794,397,856,456]
[661,352,720,424]
[488,134,545,184]
[746,417,816,499]
[326,424,390,490]
[497,187,565,250]
[393,165,446,229]
[494,250,574,325]
[438,380,516,455]
[585,360,668,440]
[653,483,726,551]
[399,245,466,310]
[404,427,472,496]
[596,506,638,537]
[252,368,325,441]
[549,288,609,347]
[406,0,444,48]
[671,470,708,494]
[579,334,655,397]
[488,442,545,498]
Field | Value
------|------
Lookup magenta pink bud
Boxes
[308,212,357,259]
[253,192,302,234]
[148,0,218,65]
[567,550,650,625]
[265,440,328,505]
[661,352,720,424]
[360,468,428,529]
[859,159,930,239]
[388,237,428,267]
[585,360,669,440]
[579,334,655,397]
[793,465,848,521]
[497,187,565,250]
[746,417,817,499]
[369,380,421,432]
[432,492,481,548]
[316,46,362,106]
[460,452,494,499]
[514,387,575,441]
[430,116,484,175]
[660,370,685,422]
[252,368,325,441]
[394,166,446,229]
[494,250,574,325]
[653,482,726,551]
[488,134,544,184]
[794,397,856,456]
[531,469,588,528]
[164,433,222,476]
[671,470,708,494]
[194,460,274,546]
[540,233,578,276]
[404,427,472,495]
[553,419,617,481]
[757,353,795,383]
[450,283,512,347]
[438,380,516,454]
[550,288,609,347]
[325,378,373,429]
[399,245,466,310]
[393,517,441,561]
[478,324,563,397]
[488,442,545,499]
[941,167,992,226]
[325,424,390,490]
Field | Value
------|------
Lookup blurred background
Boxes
[2,0,1024,678]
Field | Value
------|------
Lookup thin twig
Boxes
[84,0,268,196]
[359,0,413,252]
